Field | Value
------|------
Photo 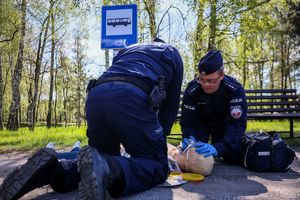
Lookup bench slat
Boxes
[247,101,300,106]
[247,113,300,119]
[248,107,300,113]
[245,89,296,93]
[246,95,298,100]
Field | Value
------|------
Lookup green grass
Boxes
[168,120,300,148]
[0,120,299,153]
[0,127,88,153]
[247,120,300,134]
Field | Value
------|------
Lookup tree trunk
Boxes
[259,38,264,89]
[47,1,55,128]
[36,66,45,123]
[105,50,109,70]
[7,0,27,130]
[62,76,68,127]
[279,35,286,89]
[3,54,10,97]
[143,0,157,39]
[63,86,68,127]
[60,51,69,127]
[0,52,3,130]
[28,8,51,131]
[242,42,247,87]
[54,67,58,126]
[102,0,110,71]
[73,32,87,128]
[27,82,33,125]
[63,85,68,127]
[270,41,275,89]
[207,0,217,51]
[285,37,291,89]
[76,58,82,128]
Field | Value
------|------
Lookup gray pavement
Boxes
[0,152,299,200]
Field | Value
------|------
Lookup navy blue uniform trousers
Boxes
[85,81,169,196]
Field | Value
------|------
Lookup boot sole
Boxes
[0,148,57,200]
[78,146,111,200]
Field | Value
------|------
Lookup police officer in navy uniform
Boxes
[80,38,183,199]
[0,38,183,200]
[180,50,247,164]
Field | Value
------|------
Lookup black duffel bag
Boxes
[242,131,296,172]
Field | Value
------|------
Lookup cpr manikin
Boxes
[167,143,214,176]
[121,142,214,176]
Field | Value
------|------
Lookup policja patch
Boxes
[230,105,242,119]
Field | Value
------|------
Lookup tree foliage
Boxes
[0,0,299,130]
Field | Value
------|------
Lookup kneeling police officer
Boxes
[0,38,183,200]
[180,50,247,164]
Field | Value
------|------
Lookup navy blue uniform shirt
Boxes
[101,42,184,136]
[180,75,247,156]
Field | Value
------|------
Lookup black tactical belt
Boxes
[87,76,153,94]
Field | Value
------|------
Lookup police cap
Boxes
[198,50,223,75]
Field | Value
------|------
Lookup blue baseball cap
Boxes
[198,50,223,75]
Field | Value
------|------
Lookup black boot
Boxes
[77,146,124,200]
[0,148,59,200]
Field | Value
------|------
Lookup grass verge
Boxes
[0,126,87,153]
[0,120,299,153]
[168,120,300,149]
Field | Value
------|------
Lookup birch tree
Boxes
[7,0,27,130]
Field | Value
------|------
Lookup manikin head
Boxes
[167,143,214,176]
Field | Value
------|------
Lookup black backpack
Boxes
[242,131,296,172]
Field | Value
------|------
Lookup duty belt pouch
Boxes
[147,86,166,111]
[147,76,166,111]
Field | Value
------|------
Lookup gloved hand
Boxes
[182,136,197,151]
[194,142,218,157]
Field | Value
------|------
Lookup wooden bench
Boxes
[173,89,300,139]
[246,89,300,138]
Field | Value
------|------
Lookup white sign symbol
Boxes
[106,9,132,36]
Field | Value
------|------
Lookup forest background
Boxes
[0,0,299,133]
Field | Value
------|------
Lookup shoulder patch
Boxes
[230,105,242,119]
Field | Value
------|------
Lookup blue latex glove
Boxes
[194,142,218,157]
[182,136,197,150]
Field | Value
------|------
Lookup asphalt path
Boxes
[0,151,299,200]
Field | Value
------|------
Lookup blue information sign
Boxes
[101,4,138,49]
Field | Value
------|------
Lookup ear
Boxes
[220,72,225,80]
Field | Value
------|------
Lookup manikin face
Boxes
[197,71,224,94]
